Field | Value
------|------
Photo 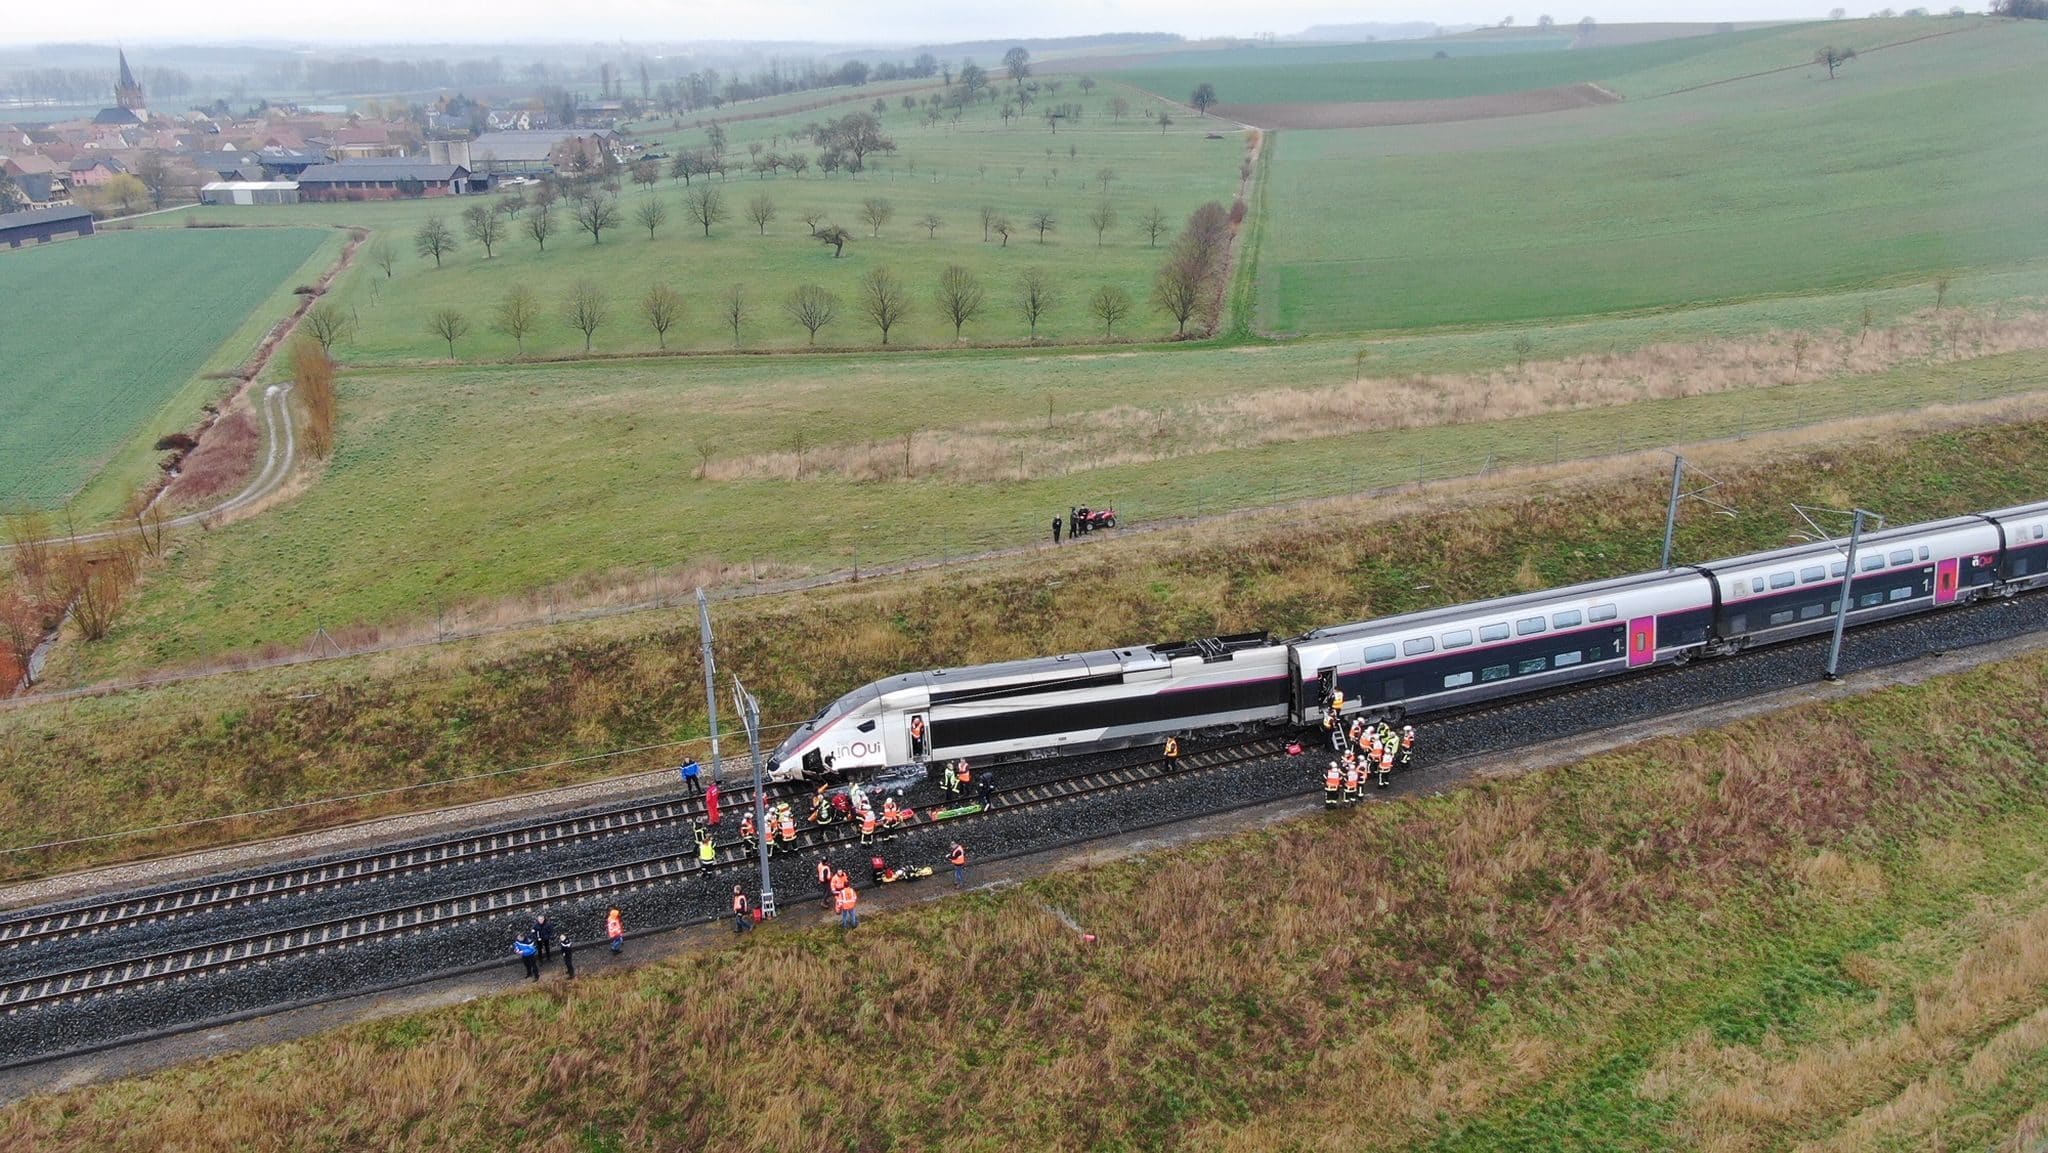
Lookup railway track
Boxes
[0,781,791,952]
[0,737,1290,1016]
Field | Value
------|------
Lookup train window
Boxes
[1516,616,1546,636]
[1752,577,1766,593]
[1589,603,1618,622]
[1481,664,1511,682]
[1860,554,1884,572]
[1480,623,1510,642]
[1364,643,1397,663]
[1800,566,1826,584]
[1553,609,1582,628]
[1726,582,1743,600]
[1889,586,1914,602]
[1832,561,1847,578]
[1799,603,1829,620]
[1888,549,1913,566]
[1517,656,1548,675]
[1443,671,1474,689]
[1555,650,1583,667]
[2035,524,2045,540]
[1919,546,1931,561]
[1859,591,1885,608]
[1403,637,1435,657]
[1770,571,1796,589]
[1443,629,1473,649]
[1769,609,1795,626]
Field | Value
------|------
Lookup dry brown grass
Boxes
[704,306,2048,483]
[161,404,260,509]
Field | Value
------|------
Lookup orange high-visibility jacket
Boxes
[835,885,858,911]
[949,844,966,867]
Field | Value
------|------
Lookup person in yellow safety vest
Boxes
[739,812,757,852]
[695,824,716,867]
[860,807,877,846]
[1332,689,1346,717]
[1325,760,1342,807]
[1163,735,1181,768]
[1345,755,1362,804]
[811,785,831,826]
[1399,725,1416,772]
[942,758,958,797]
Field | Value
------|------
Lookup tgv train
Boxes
[770,499,2048,781]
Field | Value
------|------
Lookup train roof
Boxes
[1295,566,1699,643]
[1983,500,2048,522]
[1699,514,1990,573]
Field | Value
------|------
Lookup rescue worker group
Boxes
[509,704,1420,980]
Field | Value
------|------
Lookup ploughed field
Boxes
[0,227,333,515]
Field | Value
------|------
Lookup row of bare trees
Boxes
[1,500,178,682]
[432,264,1150,359]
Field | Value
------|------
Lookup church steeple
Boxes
[114,49,145,112]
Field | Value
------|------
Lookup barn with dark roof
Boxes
[0,205,95,249]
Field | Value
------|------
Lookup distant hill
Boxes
[1285,23,1472,42]
[908,32,1184,59]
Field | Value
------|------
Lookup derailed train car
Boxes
[770,499,2048,781]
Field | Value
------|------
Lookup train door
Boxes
[1934,558,1960,605]
[1627,616,1657,668]
[907,713,929,761]
[1317,667,1338,713]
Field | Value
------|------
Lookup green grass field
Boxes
[148,84,1244,360]
[0,227,335,513]
[1258,19,2048,334]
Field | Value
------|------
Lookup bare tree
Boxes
[302,302,352,353]
[133,151,175,208]
[860,196,895,238]
[920,211,944,239]
[463,204,504,257]
[414,216,456,267]
[1096,167,1116,193]
[572,195,622,244]
[427,307,470,358]
[368,239,396,278]
[524,206,556,252]
[493,284,541,355]
[1153,250,1206,335]
[635,198,669,238]
[723,283,750,348]
[1814,44,1856,79]
[993,218,1014,247]
[800,207,826,236]
[1016,267,1057,339]
[859,266,913,344]
[1935,274,1953,309]
[685,187,729,236]
[0,583,43,688]
[1190,83,1218,115]
[1087,200,1118,246]
[1156,111,1173,134]
[564,279,610,351]
[784,283,840,344]
[745,192,777,234]
[1138,206,1169,248]
[980,204,998,241]
[1109,95,1131,120]
[1089,285,1134,338]
[631,158,660,191]
[641,283,684,348]
[1029,209,1056,244]
[817,225,852,257]
[934,265,987,340]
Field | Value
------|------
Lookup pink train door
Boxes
[1934,557,1960,605]
[1627,616,1657,668]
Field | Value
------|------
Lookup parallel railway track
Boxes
[1,737,1290,1015]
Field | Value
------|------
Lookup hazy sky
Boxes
[8,2,1828,49]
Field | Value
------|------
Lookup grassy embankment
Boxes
[6,641,2047,1150]
[6,416,2048,882]
[139,82,1243,357]
[1250,18,2048,333]
[0,227,336,518]
[55,286,2048,680]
